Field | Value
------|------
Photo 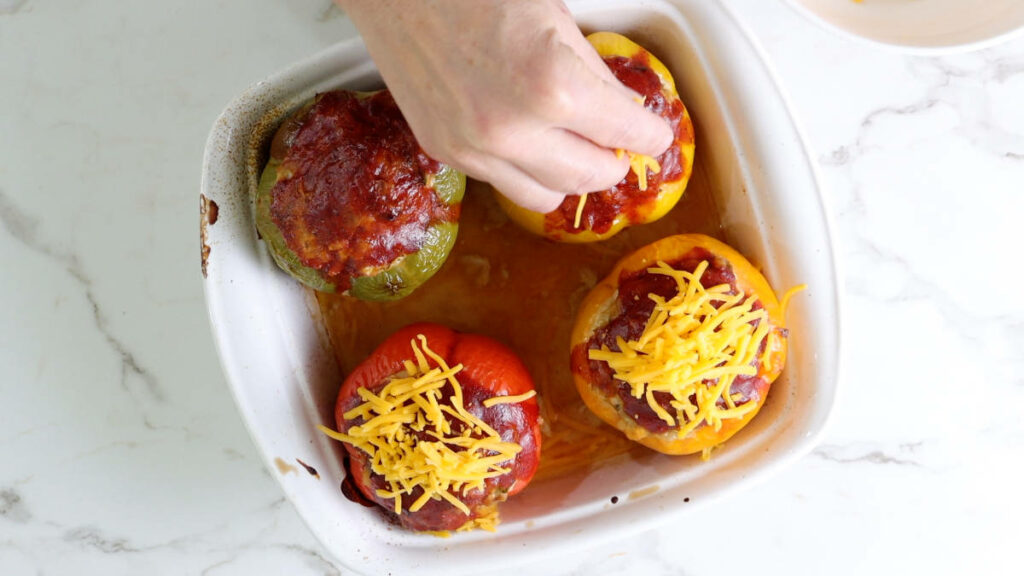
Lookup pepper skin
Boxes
[570,234,787,455]
[255,89,465,300]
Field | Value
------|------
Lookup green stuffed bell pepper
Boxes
[255,89,465,300]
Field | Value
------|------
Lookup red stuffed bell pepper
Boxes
[320,323,542,533]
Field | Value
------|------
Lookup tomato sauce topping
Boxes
[545,52,692,234]
[270,90,458,291]
[574,247,767,435]
[339,373,539,531]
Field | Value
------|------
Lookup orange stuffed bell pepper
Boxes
[496,31,696,243]
[570,234,794,456]
[320,323,541,533]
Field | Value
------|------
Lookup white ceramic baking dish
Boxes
[200,0,840,574]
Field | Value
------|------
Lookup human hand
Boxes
[336,0,674,213]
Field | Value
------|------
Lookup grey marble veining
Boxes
[0,188,164,406]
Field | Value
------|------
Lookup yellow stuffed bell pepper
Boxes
[496,31,696,243]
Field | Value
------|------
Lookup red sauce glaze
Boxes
[270,90,458,291]
[339,375,540,532]
[545,52,691,234]
[574,248,768,435]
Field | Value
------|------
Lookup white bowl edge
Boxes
[780,0,1024,54]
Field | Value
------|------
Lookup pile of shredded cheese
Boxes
[588,260,772,439]
[319,334,534,527]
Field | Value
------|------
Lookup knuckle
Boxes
[539,191,569,213]
[462,106,515,156]
[497,172,562,213]
[523,191,564,214]
[535,82,575,121]
[416,136,449,163]
[449,146,484,176]
[524,49,576,121]
[442,137,472,163]
[565,169,599,195]
[609,119,640,148]
[569,153,629,194]
[474,119,514,155]
[421,132,481,176]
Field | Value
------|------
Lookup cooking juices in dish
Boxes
[496,31,696,243]
[319,323,541,534]
[255,89,466,300]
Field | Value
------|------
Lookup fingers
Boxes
[346,0,675,214]
[456,124,631,213]
[482,158,568,214]
[510,127,630,196]
[559,22,635,99]
[552,41,674,158]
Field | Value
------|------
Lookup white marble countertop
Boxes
[2,0,1022,574]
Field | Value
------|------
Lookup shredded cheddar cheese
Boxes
[613,143,661,192]
[457,504,499,531]
[422,504,501,538]
[588,260,772,439]
[614,138,662,192]
[482,390,536,408]
[779,284,807,317]
[319,334,523,521]
[627,151,661,191]
[574,193,588,229]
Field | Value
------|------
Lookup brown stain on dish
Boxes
[207,199,219,225]
[199,194,218,278]
[274,457,297,475]
[295,458,320,479]
[628,485,660,500]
